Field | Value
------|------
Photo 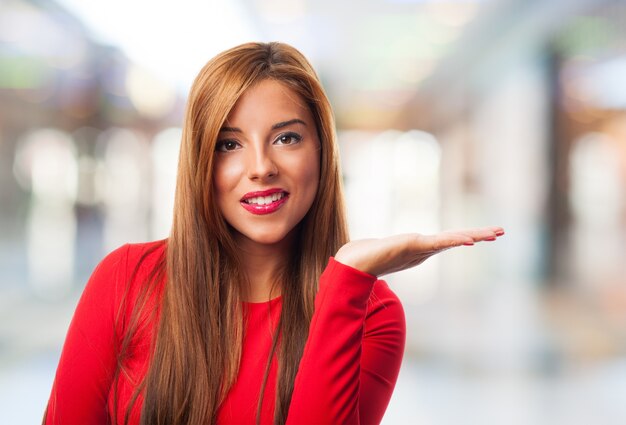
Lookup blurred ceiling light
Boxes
[57,0,257,91]
[126,65,177,119]
[254,0,307,23]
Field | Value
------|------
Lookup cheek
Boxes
[294,151,320,199]
[213,158,243,198]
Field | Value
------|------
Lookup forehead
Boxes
[225,79,313,127]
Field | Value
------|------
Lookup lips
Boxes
[240,188,289,215]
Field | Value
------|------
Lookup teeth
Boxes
[245,193,285,205]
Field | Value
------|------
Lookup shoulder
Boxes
[114,239,168,307]
[97,241,167,335]
[93,239,166,279]
[123,239,168,276]
[85,240,167,306]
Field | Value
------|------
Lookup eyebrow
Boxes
[272,118,307,130]
[219,118,307,133]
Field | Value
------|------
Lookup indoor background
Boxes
[1,0,625,423]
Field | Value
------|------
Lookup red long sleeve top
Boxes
[44,240,406,424]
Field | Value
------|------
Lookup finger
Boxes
[446,227,503,243]
[409,227,504,253]
[417,233,475,252]
[474,226,505,241]
[480,226,505,238]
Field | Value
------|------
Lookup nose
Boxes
[246,145,278,181]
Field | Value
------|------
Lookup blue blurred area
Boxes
[1,0,626,423]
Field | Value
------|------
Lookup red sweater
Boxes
[45,240,405,424]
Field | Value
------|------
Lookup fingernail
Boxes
[463,242,475,246]
[485,237,496,241]
[495,230,505,236]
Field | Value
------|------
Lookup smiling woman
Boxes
[43,41,503,425]
[213,80,321,255]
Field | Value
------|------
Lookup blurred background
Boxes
[1,0,625,423]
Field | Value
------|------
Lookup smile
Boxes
[240,189,289,215]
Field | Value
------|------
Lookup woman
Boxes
[44,42,503,425]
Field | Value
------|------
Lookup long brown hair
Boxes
[122,42,348,424]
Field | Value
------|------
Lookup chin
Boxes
[243,221,305,247]
[238,229,292,246]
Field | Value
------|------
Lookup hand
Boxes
[334,226,504,277]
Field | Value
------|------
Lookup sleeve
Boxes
[286,257,406,425]
[43,244,130,425]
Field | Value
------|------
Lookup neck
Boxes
[234,233,295,303]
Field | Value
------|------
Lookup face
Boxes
[213,79,321,249]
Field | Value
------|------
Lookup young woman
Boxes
[44,42,503,425]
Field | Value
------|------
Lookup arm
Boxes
[44,244,130,425]
[359,279,405,423]
[287,226,504,424]
[286,257,406,424]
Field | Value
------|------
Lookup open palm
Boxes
[334,226,505,277]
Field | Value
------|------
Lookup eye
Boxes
[215,140,241,152]
[274,132,302,146]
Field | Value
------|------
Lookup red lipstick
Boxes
[240,188,289,215]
